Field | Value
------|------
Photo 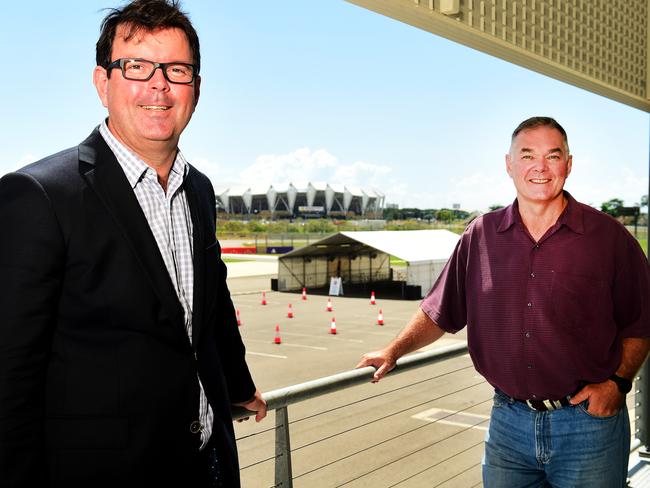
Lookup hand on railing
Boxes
[355,348,397,383]
[233,388,268,422]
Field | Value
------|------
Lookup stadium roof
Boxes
[213,182,382,198]
[281,229,460,264]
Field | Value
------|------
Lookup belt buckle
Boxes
[526,398,567,412]
[526,400,545,411]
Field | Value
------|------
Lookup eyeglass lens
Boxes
[122,59,194,83]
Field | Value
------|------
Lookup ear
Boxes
[505,153,513,178]
[93,66,109,108]
[565,154,573,178]
[192,75,201,109]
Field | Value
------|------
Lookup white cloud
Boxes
[238,147,338,184]
[202,147,397,195]
[332,160,392,188]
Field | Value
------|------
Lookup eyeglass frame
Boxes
[105,58,198,85]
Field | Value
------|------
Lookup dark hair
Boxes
[96,0,200,75]
[511,116,569,151]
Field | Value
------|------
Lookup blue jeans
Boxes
[483,390,630,488]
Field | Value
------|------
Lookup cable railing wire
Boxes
[389,440,484,487]
[431,459,484,488]
[291,380,486,454]
[237,361,476,442]
[240,375,483,470]
[285,363,477,426]
[293,395,493,482]
[235,344,472,484]
[333,405,491,487]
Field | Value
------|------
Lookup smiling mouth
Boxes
[140,105,171,111]
[530,178,551,184]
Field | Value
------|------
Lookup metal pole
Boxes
[274,406,293,487]
[638,363,650,457]
[638,116,650,457]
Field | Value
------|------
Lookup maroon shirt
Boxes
[421,192,650,400]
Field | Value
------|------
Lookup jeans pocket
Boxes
[492,390,510,409]
[577,401,621,420]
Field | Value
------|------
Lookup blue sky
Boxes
[1,1,648,211]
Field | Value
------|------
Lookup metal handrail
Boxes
[232,342,469,419]
[232,343,469,487]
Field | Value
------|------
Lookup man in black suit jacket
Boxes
[0,1,266,486]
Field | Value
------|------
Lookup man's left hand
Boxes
[234,389,267,422]
[569,380,625,417]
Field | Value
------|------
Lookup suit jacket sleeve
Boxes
[197,176,256,404]
[0,172,65,486]
[214,251,256,404]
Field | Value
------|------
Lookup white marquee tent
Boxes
[277,229,460,298]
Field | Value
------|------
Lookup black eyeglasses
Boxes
[106,58,197,84]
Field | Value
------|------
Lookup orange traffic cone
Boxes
[326,298,333,312]
[274,325,281,344]
[236,309,242,326]
[330,317,337,335]
[287,303,294,318]
[261,291,267,306]
[302,287,307,301]
[377,309,384,326]
[370,291,376,305]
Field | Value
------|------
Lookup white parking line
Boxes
[246,351,288,359]
[278,330,365,344]
[245,338,328,351]
[279,343,328,351]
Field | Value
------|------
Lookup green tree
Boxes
[436,208,454,222]
[246,221,265,233]
[641,194,648,209]
[383,207,400,221]
[305,219,336,234]
[488,204,505,212]
[601,198,624,217]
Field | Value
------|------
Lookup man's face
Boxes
[93,25,200,157]
[506,126,572,206]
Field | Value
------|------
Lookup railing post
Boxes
[638,362,650,458]
[275,406,293,487]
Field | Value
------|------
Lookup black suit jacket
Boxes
[0,129,256,487]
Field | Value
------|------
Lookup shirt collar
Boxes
[99,119,188,189]
[496,191,584,235]
[496,198,519,233]
[556,191,584,234]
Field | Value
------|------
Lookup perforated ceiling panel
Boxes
[346,0,650,111]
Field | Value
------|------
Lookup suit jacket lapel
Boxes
[78,129,185,329]
[184,169,206,346]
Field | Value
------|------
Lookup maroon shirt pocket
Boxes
[550,270,610,331]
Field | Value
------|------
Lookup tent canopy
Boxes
[281,229,460,264]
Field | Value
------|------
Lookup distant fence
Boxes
[222,247,257,254]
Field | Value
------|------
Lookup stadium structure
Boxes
[215,182,385,219]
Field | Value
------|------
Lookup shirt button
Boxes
[532,394,537,399]
[527,364,533,369]
[530,272,535,278]
[190,421,204,434]
[527,302,532,308]
[524,331,531,338]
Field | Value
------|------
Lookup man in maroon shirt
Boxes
[357,117,650,487]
